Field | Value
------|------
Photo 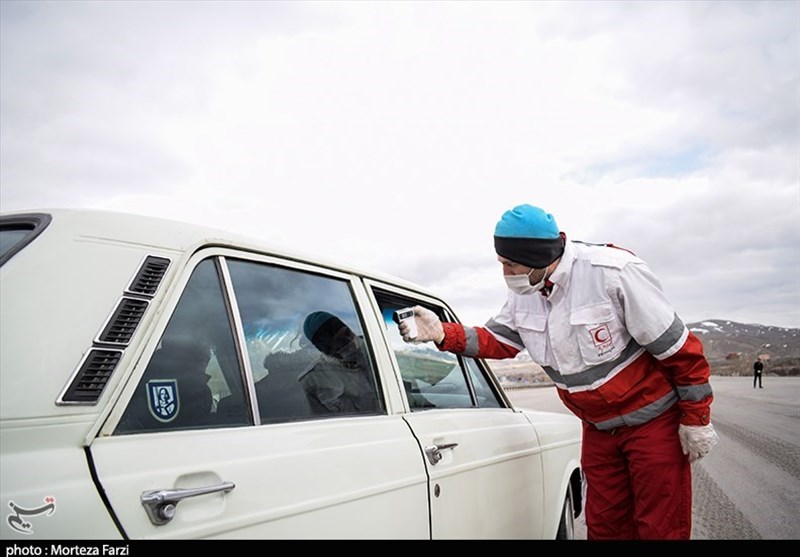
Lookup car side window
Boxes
[225,259,384,422]
[115,258,250,435]
[375,291,503,410]
[464,356,502,408]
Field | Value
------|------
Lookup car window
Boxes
[0,228,30,259]
[0,213,51,267]
[374,290,503,410]
[115,258,250,434]
[463,356,502,408]
[225,258,384,422]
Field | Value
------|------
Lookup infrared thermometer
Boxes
[392,307,418,340]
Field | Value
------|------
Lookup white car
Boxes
[0,208,582,540]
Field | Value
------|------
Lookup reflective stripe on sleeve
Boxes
[463,327,481,357]
[644,314,687,359]
[675,382,713,402]
[484,318,524,349]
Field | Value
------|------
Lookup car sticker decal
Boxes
[146,379,179,422]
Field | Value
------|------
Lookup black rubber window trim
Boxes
[0,212,53,267]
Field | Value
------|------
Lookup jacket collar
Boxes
[543,237,575,296]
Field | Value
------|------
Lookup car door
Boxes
[90,251,430,539]
[368,283,547,539]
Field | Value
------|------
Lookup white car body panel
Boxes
[90,417,429,539]
[403,408,546,539]
[1,419,121,539]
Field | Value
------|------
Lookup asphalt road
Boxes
[506,375,800,540]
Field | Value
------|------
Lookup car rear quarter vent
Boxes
[96,297,149,346]
[126,255,170,297]
[58,349,123,404]
[55,255,171,406]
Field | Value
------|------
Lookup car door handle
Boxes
[140,481,236,525]
[424,443,459,466]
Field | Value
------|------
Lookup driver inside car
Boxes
[298,311,380,414]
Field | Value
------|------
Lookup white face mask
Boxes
[332,337,364,368]
[505,267,549,296]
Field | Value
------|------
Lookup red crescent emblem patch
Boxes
[589,324,612,348]
[593,328,610,343]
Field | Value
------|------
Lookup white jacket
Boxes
[440,239,714,430]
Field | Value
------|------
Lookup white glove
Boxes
[678,423,719,463]
[399,306,445,344]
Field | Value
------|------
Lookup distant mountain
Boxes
[490,319,800,385]
[687,319,799,376]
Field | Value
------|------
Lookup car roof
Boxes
[0,207,432,295]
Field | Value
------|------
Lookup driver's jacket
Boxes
[439,239,713,430]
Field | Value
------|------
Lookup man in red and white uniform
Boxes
[399,204,718,540]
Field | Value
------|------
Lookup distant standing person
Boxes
[753,358,764,388]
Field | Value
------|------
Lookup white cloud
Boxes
[1,0,798,329]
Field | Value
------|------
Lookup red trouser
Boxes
[582,405,692,539]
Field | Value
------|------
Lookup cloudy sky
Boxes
[1,0,798,329]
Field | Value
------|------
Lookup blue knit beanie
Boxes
[304,311,340,342]
[494,204,564,268]
[495,204,560,239]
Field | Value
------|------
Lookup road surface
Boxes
[506,375,800,540]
